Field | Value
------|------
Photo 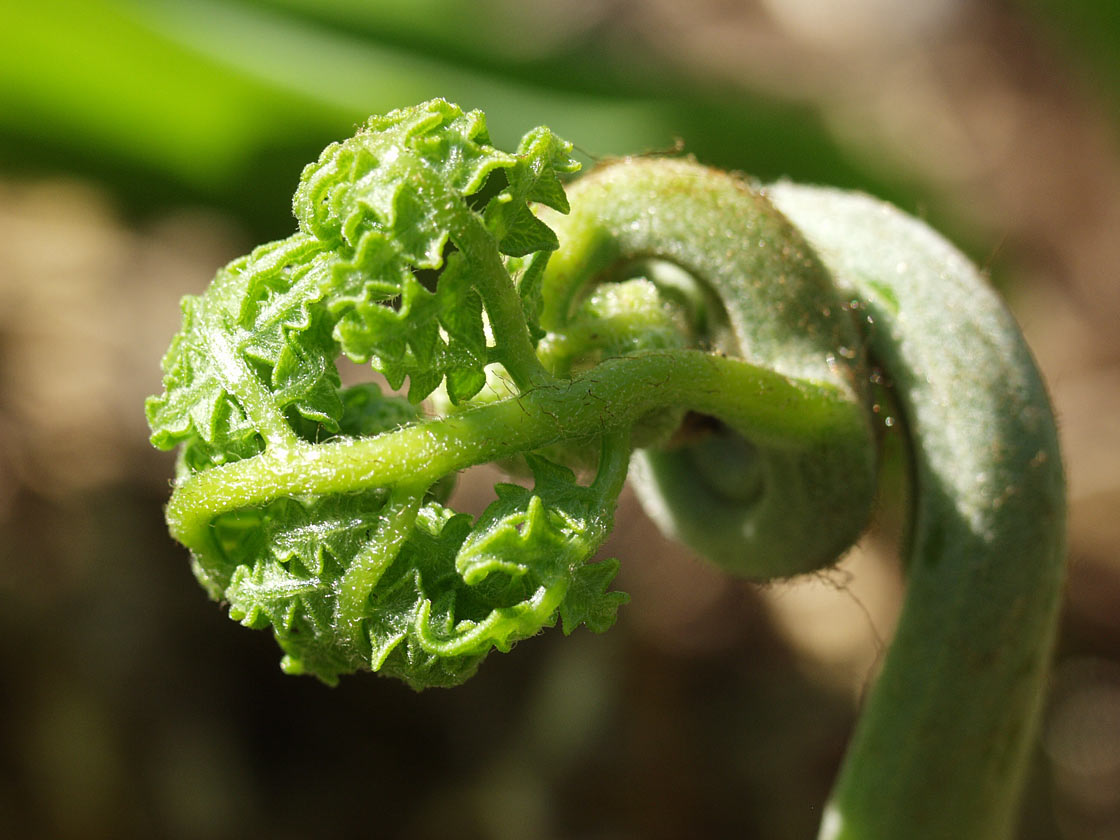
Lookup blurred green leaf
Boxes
[0,0,346,186]
[1,0,889,233]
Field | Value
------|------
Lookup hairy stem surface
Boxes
[167,347,866,557]
[770,184,1065,840]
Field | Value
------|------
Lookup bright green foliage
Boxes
[455,454,629,634]
[149,99,579,469]
[147,100,618,689]
[148,101,876,690]
[213,449,629,689]
[216,470,624,689]
[147,235,338,470]
[290,99,579,403]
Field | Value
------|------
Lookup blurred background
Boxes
[2,1,1119,838]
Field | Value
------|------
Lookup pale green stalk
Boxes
[167,348,864,554]
[770,184,1065,840]
[408,163,553,389]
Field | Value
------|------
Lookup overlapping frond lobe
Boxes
[146,100,580,470]
[213,453,626,689]
[146,100,626,689]
[146,235,342,471]
[292,98,580,404]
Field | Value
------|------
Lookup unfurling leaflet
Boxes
[147,99,625,689]
[149,98,1064,840]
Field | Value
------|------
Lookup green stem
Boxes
[200,320,299,449]
[590,429,632,501]
[167,348,866,559]
[539,158,879,578]
[333,483,425,651]
[770,184,1065,840]
[539,159,1063,837]
[412,163,554,390]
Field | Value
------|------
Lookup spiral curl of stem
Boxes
[149,101,1064,839]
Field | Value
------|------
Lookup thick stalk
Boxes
[540,158,879,578]
[167,348,867,560]
[770,184,1065,840]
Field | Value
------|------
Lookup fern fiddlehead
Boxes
[148,99,1064,839]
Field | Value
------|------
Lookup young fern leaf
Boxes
[292,97,577,402]
[150,98,1063,838]
[456,448,630,635]
[147,235,338,470]
[148,100,621,690]
[484,126,575,256]
[212,448,628,690]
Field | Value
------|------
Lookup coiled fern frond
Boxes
[148,99,1064,840]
